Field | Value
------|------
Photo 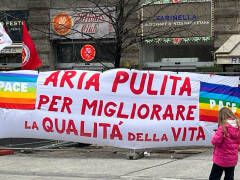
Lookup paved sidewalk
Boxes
[0,146,239,180]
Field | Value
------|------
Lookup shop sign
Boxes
[215,57,240,65]
[217,57,240,64]
[52,12,73,36]
[142,1,213,39]
[231,57,240,64]
[50,8,115,39]
[80,44,96,62]
[0,47,22,54]
[0,10,28,42]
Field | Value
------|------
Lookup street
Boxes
[0,146,238,180]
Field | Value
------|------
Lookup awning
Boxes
[215,35,240,64]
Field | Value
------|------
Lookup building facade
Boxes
[0,0,239,72]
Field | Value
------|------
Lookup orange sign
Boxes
[81,44,96,62]
[52,12,73,35]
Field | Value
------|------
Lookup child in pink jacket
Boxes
[209,107,240,180]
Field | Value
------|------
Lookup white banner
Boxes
[0,69,239,149]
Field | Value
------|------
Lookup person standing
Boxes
[209,107,240,180]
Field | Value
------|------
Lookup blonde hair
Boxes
[218,107,240,137]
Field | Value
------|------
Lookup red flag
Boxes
[22,21,42,70]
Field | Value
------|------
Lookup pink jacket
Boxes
[212,123,240,167]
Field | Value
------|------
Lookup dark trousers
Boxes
[209,163,235,180]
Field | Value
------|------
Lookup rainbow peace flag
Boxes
[0,72,38,109]
[199,82,240,123]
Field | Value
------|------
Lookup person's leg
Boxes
[209,163,224,180]
[224,166,235,180]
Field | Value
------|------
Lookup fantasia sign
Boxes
[142,1,213,39]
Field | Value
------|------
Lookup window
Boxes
[143,43,214,63]
[0,54,21,64]
[56,44,74,63]
[56,41,116,64]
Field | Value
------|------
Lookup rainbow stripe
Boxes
[0,72,38,110]
[199,82,240,123]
